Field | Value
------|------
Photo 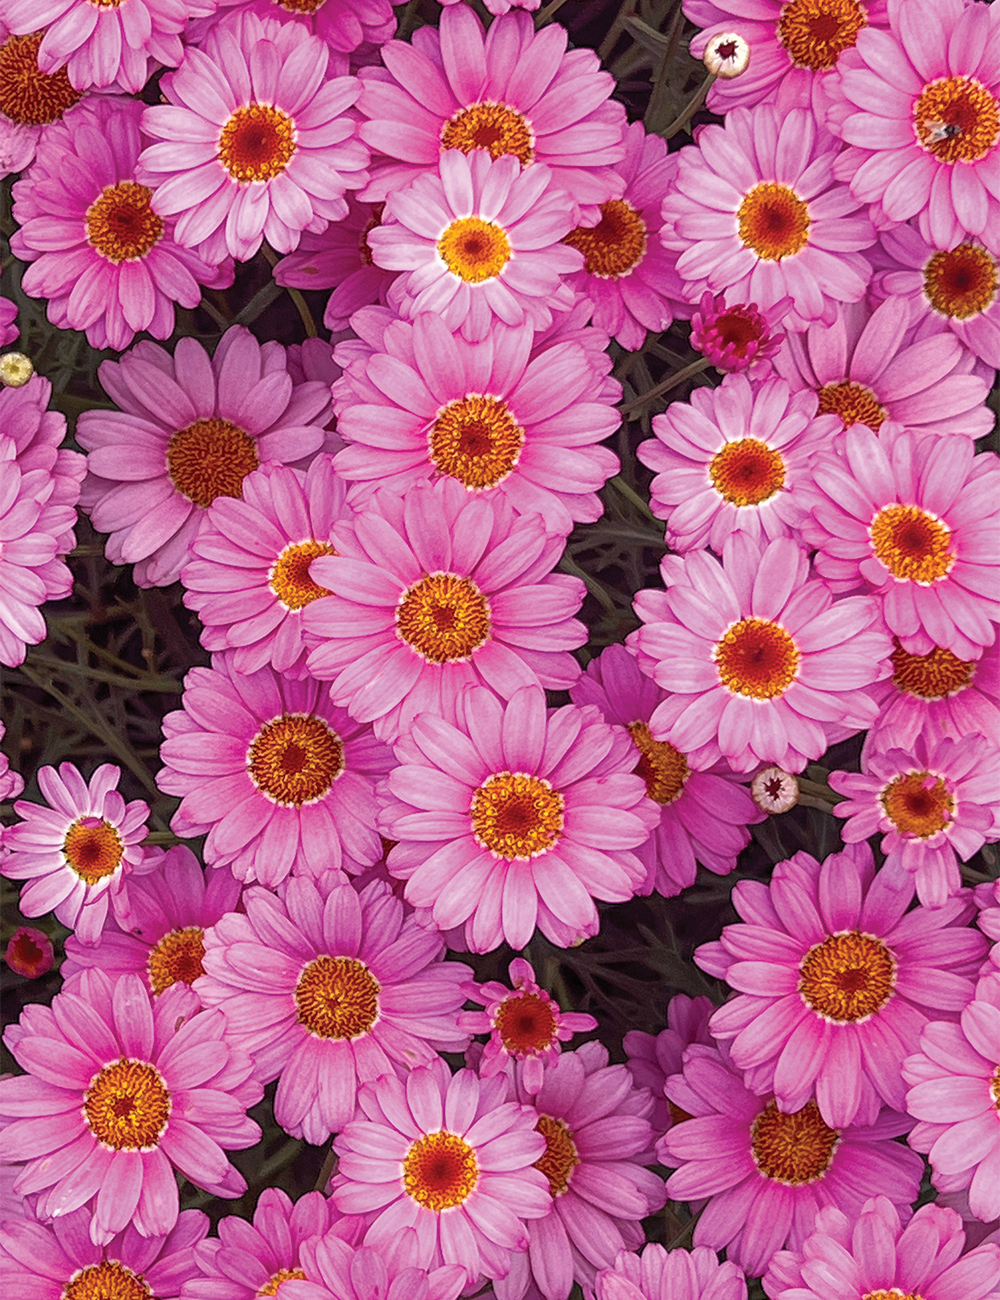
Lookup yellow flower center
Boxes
[751,1101,839,1184]
[563,200,648,279]
[63,818,124,885]
[880,770,954,838]
[84,1058,171,1150]
[714,618,800,700]
[218,104,297,183]
[628,722,689,805]
[709,438,787,506]
[440,101,535,166]
[737,183,811,260]
[86,182,163,264]
[799,931,897,1022]
[403,1131,479,1211]
[777,0,867,71]
[247,713,344,806]
[269,540,336,611]
[923,243,998,319]
[429,394,525,490]
[167,417,259,509]
[438,216,511,283]
[275,0,324,11]
[494,991,558,1055]
[63,1262,151,1300]
[534,1114,579,1197]
[0,32,81,126]
[869,503,954,584]
[816,380,888,432]
[294,956,381,1039]
[395,572,491,663]
[147,927,206,995]
[914,76,1000,164]
[471,771,565,860]
[257,1271,307,1298]
[890,638,975,700]
[863,1292,925,1300]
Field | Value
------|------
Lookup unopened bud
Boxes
[702,32,751,79]
[751,765,799,814]
[5,927,54,978]
[0,352,33,387]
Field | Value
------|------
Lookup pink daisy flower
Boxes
[0,26,83,179]
[764,1194,1000,1300]
[331,313,620,533]
[562,123,685,351]
[0,721,24,802]
[826,0,1000,252]
[631,535,892,774]
[659,1042,923,1277]
[196,875,471,1144]
[460,957,597,1096]
[370,149,581,343]
[799,423,1000,660]
[1,970,262,1243]
[771,297,994,440]
[302,478,587,742]
[660,104,875,332]
[274,195,398,331]
[206,0,399,55]
[332,1058,551,1282]
[76,326,331,589]
[181,456,354,679]
[0,1205,209,1300]
[623,994,715,1137]
[11,97,232,353]
[61,845,241,1002]
[830,732,1000,908]
[4,926,54,978]
[2,0,200,92]
[355,6,626,205]
[282,1233,466,1300]
[2,374,85,544]
[571,645,762,898]
[638,374,836,556]
[689,290,790,376]
[0,295,16,345]
[138,11,368,264]
[495,1041,666,1300]
[2,763,158,946]
[696,841,986,1129]
[595,1243,747,1300]
[974,879,1000,973]
[379,684,657,953]
[158,654,393,886]
[903,973,1000,1224]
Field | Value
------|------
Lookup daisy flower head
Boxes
[181,456,354,679]
[2,763,158,946]
[764,1194,1000,1300]
[903,973,1000,1224]
[11,97,232,353]
[158,655,393,886]
[460,957,597,1095]
[830,731,1000,908]
[570,645,763,898]
[826,0,1000,252]
[332,1057,551,1282]
[138,11,369,264]
[623,994,714,1136]
[661,103,875,331]
[61,845,241,1002]
[800,423,1000,660]
[0,721,24,802]
[632,534,892,775]
[302,478,587,742]
[689,290,790,376]
[1,970,262,1243]
[771,296,994,441]
[76,326,331,589]
[595,1243,747,1300]
[659,1042,923,1277]
[331,313,620,533]
[280,1232,467,1300]
[370,149,581,343]
[0,25,83,178]
[356,5,626,205]
[379,684,657,953]
[696,841,986,1129]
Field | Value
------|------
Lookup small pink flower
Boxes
[689,291,790,375]
[4,926,54,978]
[623,994,714,1137]
[0,721,25,802]
[595,1242,747,1300]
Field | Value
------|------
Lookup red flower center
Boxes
[295,956,381,1039]
[430,394,525,490]
[890,638,974,700]
[924,243,998,319]
[751,1101,839,1184]
[799,930,897,1022]
[218,103,297,183]
[714,618,800,700]
[816,380,887,431]
[167,417,260,508]
[777,0,867,71]
[0,32,81,126]
[86,182,163,264]
[396,572,491,662]
[880,770,954,838]
[63,817,123,885]
[471,772,565,860]
[737,183,811,261]
[403,1131,479,1210]
[628,722,689,804]
[440,101,535,166]
[869,504,954,585]
[84,1058,171,1150]
[709,438,786,506]
[494,991,558,1054]
[914,76,1000,164]
[248,713,344,806]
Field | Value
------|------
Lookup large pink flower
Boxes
[331,312,620,533]
[302,479,587,741]
[632,535,891,774]
[697,842,986,1128]
[0,971,262,1243]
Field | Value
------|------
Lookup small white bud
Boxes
[752,765,799,814]
[0,352,33,387]
[702,32,751,79]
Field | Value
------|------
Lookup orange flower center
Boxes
[84,1058,171,1150]
[494,991,558,1055]
[147,927,206,995]
[991,1068,1000,1111]
[63,1262,151,1300]
[924,243,998,319]
[534,1114,579,1197]
[270,540,336,611]
[869,503,954,584]
[714,618,800,700]
[777,0,867,71]
[471,771,565,860]
[751,1101,839,1184]
[862,1292,924,1300]
[628,722,689,805]
[396,572,491,663]
[218,103,297,183]
[709,438,786,506]
[294,956,380,1039]
[440,101,535,166]
[167,417,259,509]
[247,713,344,806]
[816,380,887,431]
[275,0,325,11]
[880,770,954,838]
[799,930,897,1022]
[86,182,163,264]
[737,183,811,260]
[563,200,648,278]
[914,76,1000,164]
[438,217,511,283]
[429,394,525,490]
[0,32,81,126]
[890,638,975,700]
[257,1271,307,1298]
[63,817,123,885]
[403,1131,479,1211]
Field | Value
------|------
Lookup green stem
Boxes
[535,0,573,26]
[662,70,716,138]
[558,552,618,614]
[609,476,657,521]
[314,1145,338,1192]
[621,355,712,417]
